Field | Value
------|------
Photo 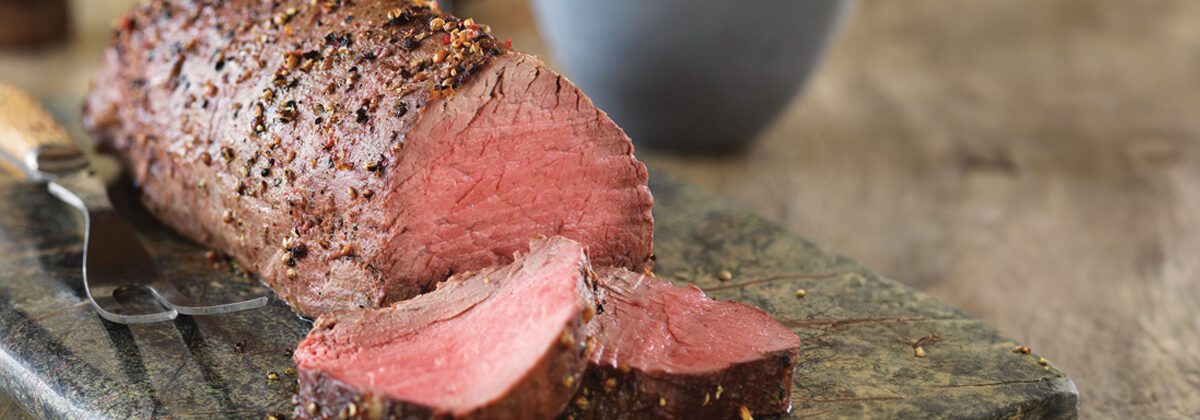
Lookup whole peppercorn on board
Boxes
[0,99,1076,418]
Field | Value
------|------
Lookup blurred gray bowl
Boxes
[531,0,852,154]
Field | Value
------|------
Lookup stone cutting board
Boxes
[0,168,1077,418]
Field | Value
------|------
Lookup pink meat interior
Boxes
[294,237,590,414]
[591,268,800,374]
[384,54,654,294]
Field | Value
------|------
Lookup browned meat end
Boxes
[565,268,800,419]
[293,237,597,419]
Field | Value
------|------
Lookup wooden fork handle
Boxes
[0,83,87,182]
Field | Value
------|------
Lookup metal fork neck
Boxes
[47,170,113,214]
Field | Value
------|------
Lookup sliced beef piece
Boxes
[566,268,801,419]
[294,237,597,419]
[83,0,654,317]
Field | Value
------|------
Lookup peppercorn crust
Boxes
[84,0,500,314]
[83,0,654,317]
[564,348,798,419]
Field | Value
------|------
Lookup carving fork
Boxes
[0,83,267,324]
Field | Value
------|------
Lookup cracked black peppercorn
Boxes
[290,243,308,259]
[401,37,419,50]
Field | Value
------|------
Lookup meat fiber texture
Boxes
[293,237,598,419]
[565,268,801,419]
[82,0,654,317]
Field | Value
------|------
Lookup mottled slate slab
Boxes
[0,170,1077,419]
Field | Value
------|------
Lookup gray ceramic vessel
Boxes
[531,0,852,154]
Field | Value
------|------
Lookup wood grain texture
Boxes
[457,0,1200,418]
[0,83,83,180]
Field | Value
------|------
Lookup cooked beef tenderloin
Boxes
[294,237,598,419]
[565,268,800,419]
[83,0,653,317]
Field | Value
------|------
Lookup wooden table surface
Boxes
[2,0,1197,418]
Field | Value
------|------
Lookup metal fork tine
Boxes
[94,308,179,325]
[51,172,269,324]
[147,285,269,316]
[87,287,178,324]
[146,274,269,315]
